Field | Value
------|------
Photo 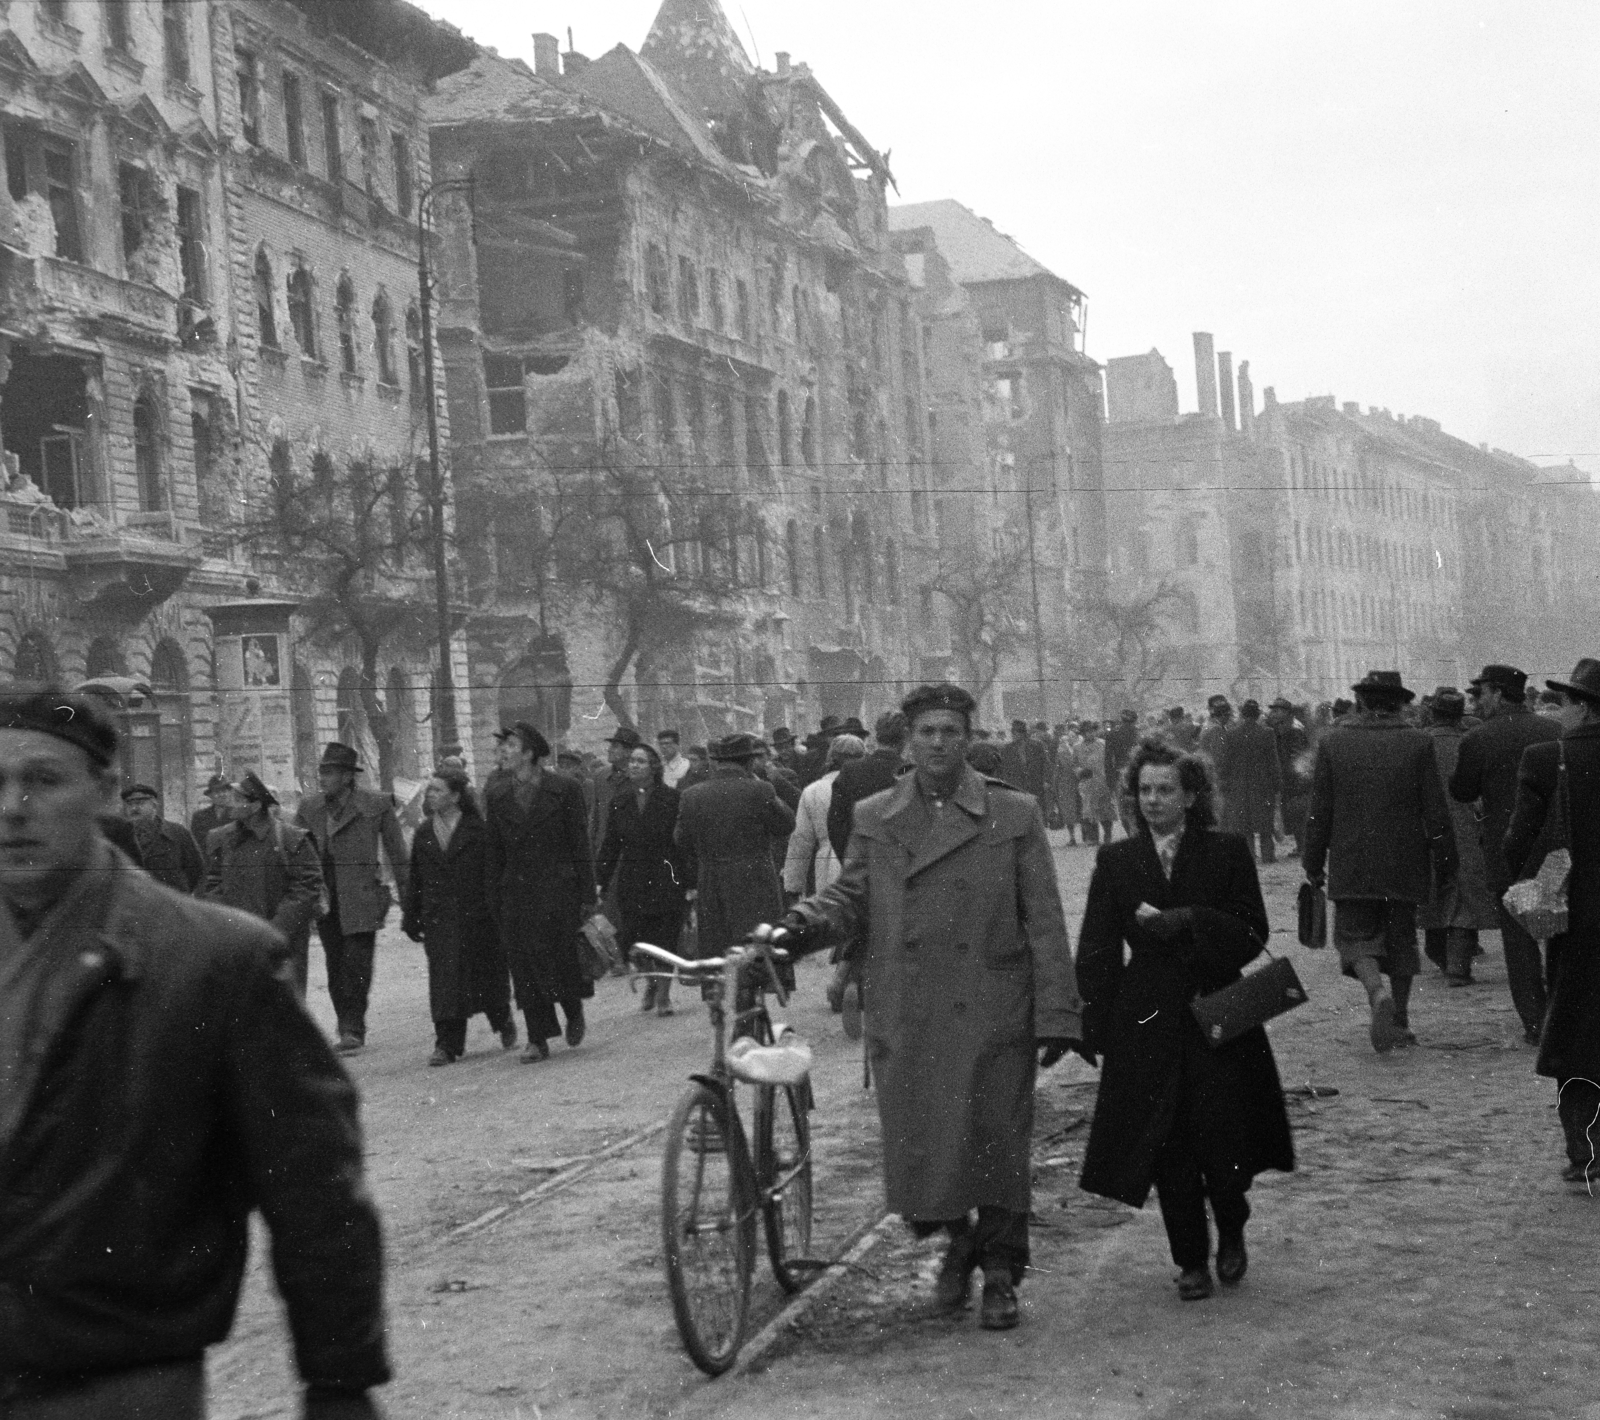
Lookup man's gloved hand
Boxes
[1037,1037,1095,1069]
[303,1388,383,1420]
[1138,906,1193,941]
[772,911,812,953]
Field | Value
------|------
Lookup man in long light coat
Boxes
[785,683,1088,1332]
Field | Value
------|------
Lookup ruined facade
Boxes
[430,0,937,758]
[888,199,1108,723]
[0,0,472,814]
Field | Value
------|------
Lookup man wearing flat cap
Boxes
[675,732,796,961]
[780,683,1087,1331]
[202,772,325,994]
[189,771,233,845]
[121,781,204,894]
[295,743,409,1054]
[1450,663,1561,1041]
[0,687,390,1417]
[1304,672,1457,1052]
[1505,659,1600,1182]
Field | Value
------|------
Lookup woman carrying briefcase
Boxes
[1077,737,1295,1302]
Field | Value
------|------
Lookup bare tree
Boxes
[1064,581,1182,718]
[923,542,1034,705]
[231,440,430,793]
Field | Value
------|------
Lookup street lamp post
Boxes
[416,176,474,753]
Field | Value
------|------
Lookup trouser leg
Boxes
[1424,928,1449,971]
[336,931,376,1039]
[1390,972,1414,1029]
[318,915,351,1032]
[1257,830,1276,864]
[435,1017,467,1056]
[972,1205,1030,1284]
[1080,819,1099,845]
[1153,1132,1211,1270]
[1497,900,1548,1036]
[1446,928,1476,979]
[1557,1078,1600,1169]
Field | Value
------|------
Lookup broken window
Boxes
[653,375,676,451]
[162,0,189,82]
[801,396,818,469]
[735,279,750,341]
[321,94,342,184]
[391,132,412,217]
[254,249,278,348]
[744,396,767,480]
[7,128,85,263]
[286,266,316,358]
[484,353,525,435]
[283,72,306,166]
[118,163,154,267]
[405,305,423,408]
[133,393,163,513]
[358,116,380,203]
[644,243,669,316]
[192,401,227,526]
[685,383,706,457]
[676,257,699,326]
[1,348,90,508]
[812,525,827,596]
[706,270,725,332]
[786,519,801,595]
[776,391,793,468]
[373,291,396,384]
[335,275,357,374]
[236,49,261,147]
[105,0,133,53]
[172,187,205,307]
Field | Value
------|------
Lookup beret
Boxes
[0,685,119,767]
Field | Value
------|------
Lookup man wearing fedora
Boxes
[1505,659,1600,1183]
[675,732,795,961]
[591,726,643,855]
[295,743,409,1053]
[1450,664,1561,1041]
[203,772,325,994]
[1304,671,1457,1052]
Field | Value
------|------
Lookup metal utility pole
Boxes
[1022,466,1048,721]
[416,176,474,752]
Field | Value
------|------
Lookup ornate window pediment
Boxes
[112,94,179,152]
[45,60,110,114]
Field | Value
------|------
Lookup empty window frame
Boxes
[7,130,85,264]
[286,266,316,357]
[118,162,154,266]
[405,305,423,407]
[735,278,751,341]
[104,0,133,53]
[644,243,669,316]
[335,275,357,374]
[321,94,342,184]
[254,249,278,348]
[676,257,700,325]
[358,115,380,202]
[132,393,163,513]
[391,131,412,216]
[162,0,189,82]
[236,49,261,146]
[372,292,396,385]
[484,353,525,435]
[283,71,306,166]
[176,186,205,304]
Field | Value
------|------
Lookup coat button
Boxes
[952,1001,967,1015]
[956,942,969,952]
[904,937,920,950]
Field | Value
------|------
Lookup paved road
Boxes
[208,838,1597,1419]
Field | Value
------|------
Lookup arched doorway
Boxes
[497,639,572,748]
[85,636,127,678]
[149,638,192,818]
[12,629,58,682]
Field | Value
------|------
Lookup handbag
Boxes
[1297,881,1327,949]
[1503,741,1571,941]
[578,914,620,981]
[1190,950,1308,1048]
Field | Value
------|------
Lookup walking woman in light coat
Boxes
[782,734,865,898]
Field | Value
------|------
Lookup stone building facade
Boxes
[0,0,473,815]
[429,0,937,760]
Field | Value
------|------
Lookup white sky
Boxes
[416,0,1600,473]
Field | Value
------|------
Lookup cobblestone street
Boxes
[206,840,1597,1419]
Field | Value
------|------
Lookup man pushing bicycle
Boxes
[778,682,1093,1331]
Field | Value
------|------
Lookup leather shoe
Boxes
[1177,1266,1214,1301]
[335,1032,363,1055]
[499,1021,518,1051]
[933,1231,977,1312]
[1216,1231,1247,1284]
[427,1047,454,1067]
[520,1038,550,1063]
[978,1274,1019,1330]
[1561,1162,1592,1185]
[565,1009,586,1048]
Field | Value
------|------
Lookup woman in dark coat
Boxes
[484,723,596,1061]
[596,743,689,1016]
[1077,737,1294,1300]
[402,766,515,1065]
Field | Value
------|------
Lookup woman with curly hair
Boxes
[1076,736,1294,1301]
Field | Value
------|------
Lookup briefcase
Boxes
[1191,953,1308,1048]
[1297,881,1327,949]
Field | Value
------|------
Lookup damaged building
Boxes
[429,0,938,755]
[0,0,474,812]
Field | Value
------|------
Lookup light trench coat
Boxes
[797,765,1081,1220]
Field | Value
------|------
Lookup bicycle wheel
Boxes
[754,1079,814,1293]
[661,1082,755,1375]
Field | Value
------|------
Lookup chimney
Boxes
[1217,350,1236,431]
[533,32,560,78]
[1193,332,1217,418]
[775,52,791,76]
[563,49,589,76]
[1237,359,1255,439]
[1263,386,1277,409]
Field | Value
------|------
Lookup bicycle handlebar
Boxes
[632,937,791,976]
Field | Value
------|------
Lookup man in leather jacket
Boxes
[0,688,389,1419]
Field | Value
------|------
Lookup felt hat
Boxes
[839,717,868,738]
[607,726,643,748]
[1548,658,1600,705]
[770,726,794,746]
[1267,697,1294,712]
[1351,670,1414,702]
[120,782,159,802]
[711,732,762,762]
[1469,664,1526,694]
[318,742,363,772]
[204,773,231,795]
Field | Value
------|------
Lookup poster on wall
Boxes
[215,631,293,794]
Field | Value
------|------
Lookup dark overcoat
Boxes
[1418,722,1498,930]
[1504,723,1600,1080]
[796,767,1081,1220]
[1450,703,1561,890]
[1221,719,1282,834]
[484,771,595,1004]
[675,765,795,955]
[826,748,904,860]
[595,784,690,923]
[1076,827,1294,1207]
[402,813,510,1024]
[1303,711,1457,901]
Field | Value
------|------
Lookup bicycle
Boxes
[633,927,816,1376]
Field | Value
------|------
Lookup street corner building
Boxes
[0,0,479,816]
